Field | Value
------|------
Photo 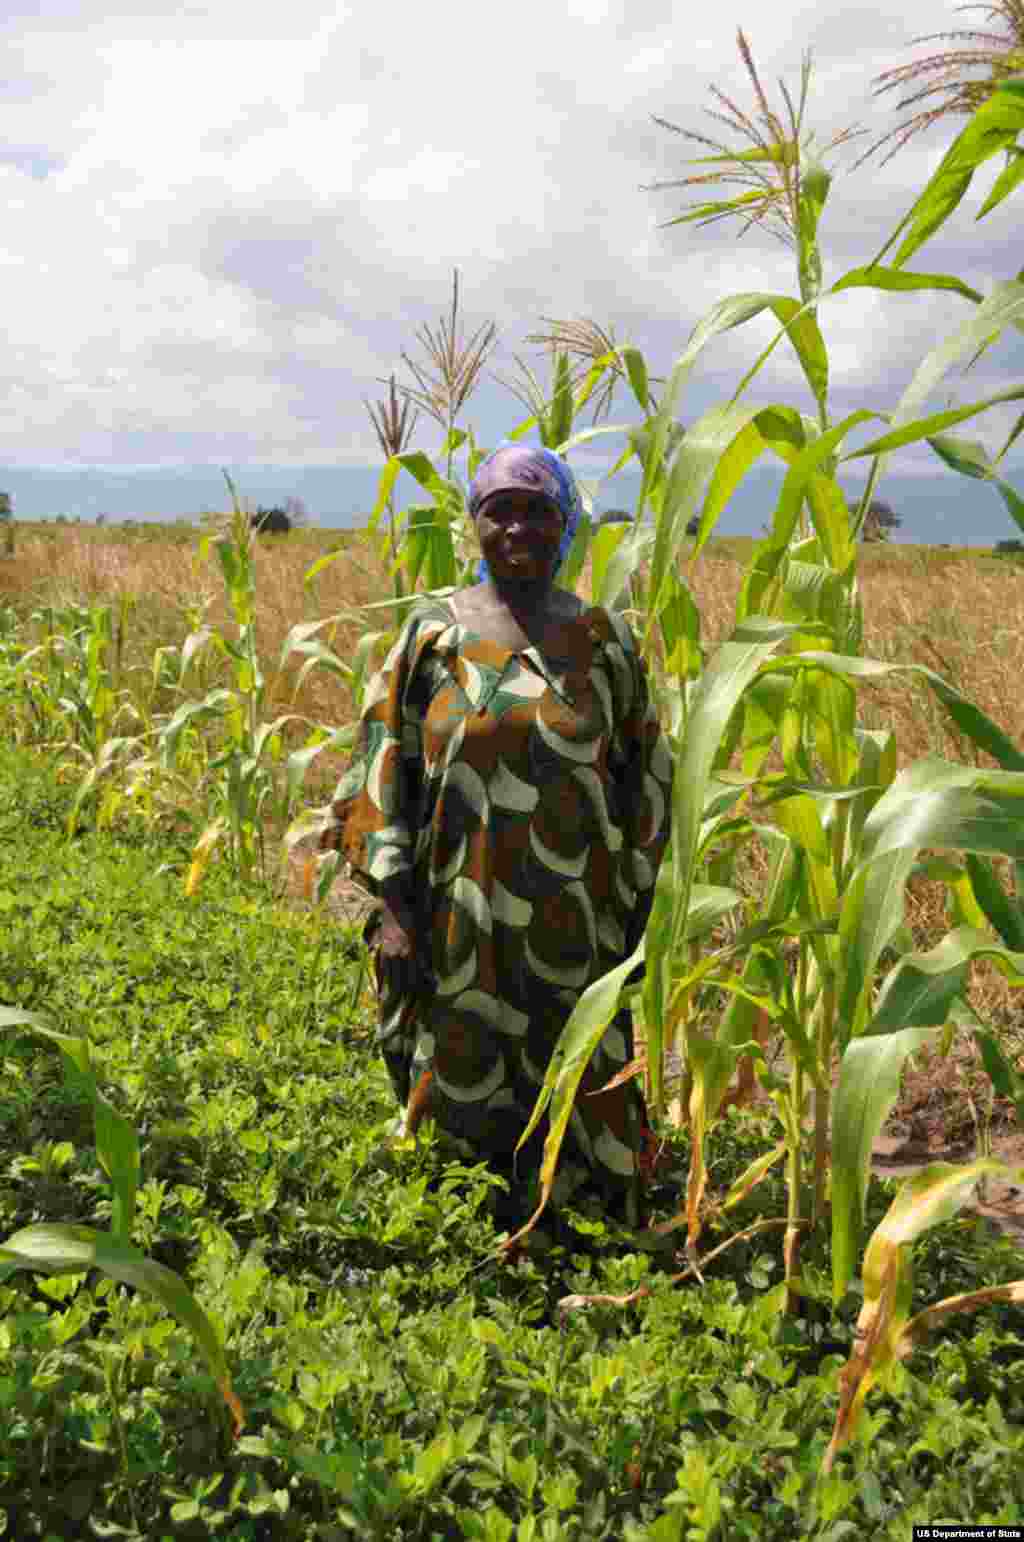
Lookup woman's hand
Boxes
[377,902,416,960]
[370,895,434,1001]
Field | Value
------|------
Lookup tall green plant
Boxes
[161,474,328,893]
[503,46,1024,1336]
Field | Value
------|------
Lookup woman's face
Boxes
[475,489,565,584]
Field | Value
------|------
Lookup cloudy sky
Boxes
[2,0,1023,541]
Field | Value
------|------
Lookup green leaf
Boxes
[0,1223,244,1433]
[590,521,630,608]
[841,381,1024,463]
[620,346,650,413]
[644,403,775,645]
[738,414,876,617]
[697,294,828,417]
[683,883,745,941]
[831,758,1024,1048]
[657,567,703,681]
[395,451,453,503]
[666,619,830,968]
[159,689,233,768]
[288,640,354,697]
[830,266,983,305]
[874,78,1024,268]
[510,939,645,1240]
[367,456,402,536]
[974,1029,1024,1121]
[692,407,807,558]
[547,352,574,453]
[598,523,655,614]
[926,430,1024,539]
[867,926,1024,1036]
[766,653,1024,773]
[831,1027,935,1301]
[555,512,592,593]
[640,291,827,521]
[978,143,1024,217]
[965,852,1024,950]
[765,296,829,414]
[859,768,1024,869]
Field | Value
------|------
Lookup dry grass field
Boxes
[6,521,1022,768]
[4,519,1023,1046]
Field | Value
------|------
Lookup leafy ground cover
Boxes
[1,744,1022,1541]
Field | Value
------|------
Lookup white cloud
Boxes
[0,0,1020,497]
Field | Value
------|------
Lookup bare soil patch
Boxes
[874,1038,1024,1249]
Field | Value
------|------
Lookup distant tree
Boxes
[250,505,292,535]
[995,538,1024,554]
[0,490,12,556]
[96,512,107,527]
[55,514,69,525]
[686,515,700,536]
[861,499,901,542]
[598,508,633,526]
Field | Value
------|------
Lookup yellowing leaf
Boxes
[823,1159,1016,1472]
[186,817,228,897]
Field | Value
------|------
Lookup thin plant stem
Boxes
[784,944,811,1310]
[556,1216,806,1311]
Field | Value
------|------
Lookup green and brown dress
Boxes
[321,596,672,1208]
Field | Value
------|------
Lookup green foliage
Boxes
[3,33,1024,1531]
[0,750,1021,1538]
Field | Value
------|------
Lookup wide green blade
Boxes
[0,1222,243,1434]
[692,407,807,559]
[842,383,1024,462]
[887,284,1024,436]
[974,1029,1024,1123]
[927,430,1024,539]
[874,78,1024,268]
[835,760,1024,1042]
[861,774,1024,868]
[766,651,1024,773]
[867,926,1024,1035]
[831,1027,934,1301]
[668,619,827,962]
[830,266,983,305]
[510,940,645,1240]
[644,402,767,643]
[965,852,1024,950]
[977,142,1024,217]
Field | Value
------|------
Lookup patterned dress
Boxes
[321,595,672,1207]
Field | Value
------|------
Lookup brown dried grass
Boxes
[8,528,1022,766]
[5,525,1023,1038]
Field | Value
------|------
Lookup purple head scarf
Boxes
[467,441,582,582]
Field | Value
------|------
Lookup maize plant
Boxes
[291,43,1024,1468]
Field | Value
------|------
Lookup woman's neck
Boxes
[483,574,557,618]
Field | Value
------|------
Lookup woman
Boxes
[321,443,672,1224]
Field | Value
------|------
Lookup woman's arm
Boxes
[321,609,445,955]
